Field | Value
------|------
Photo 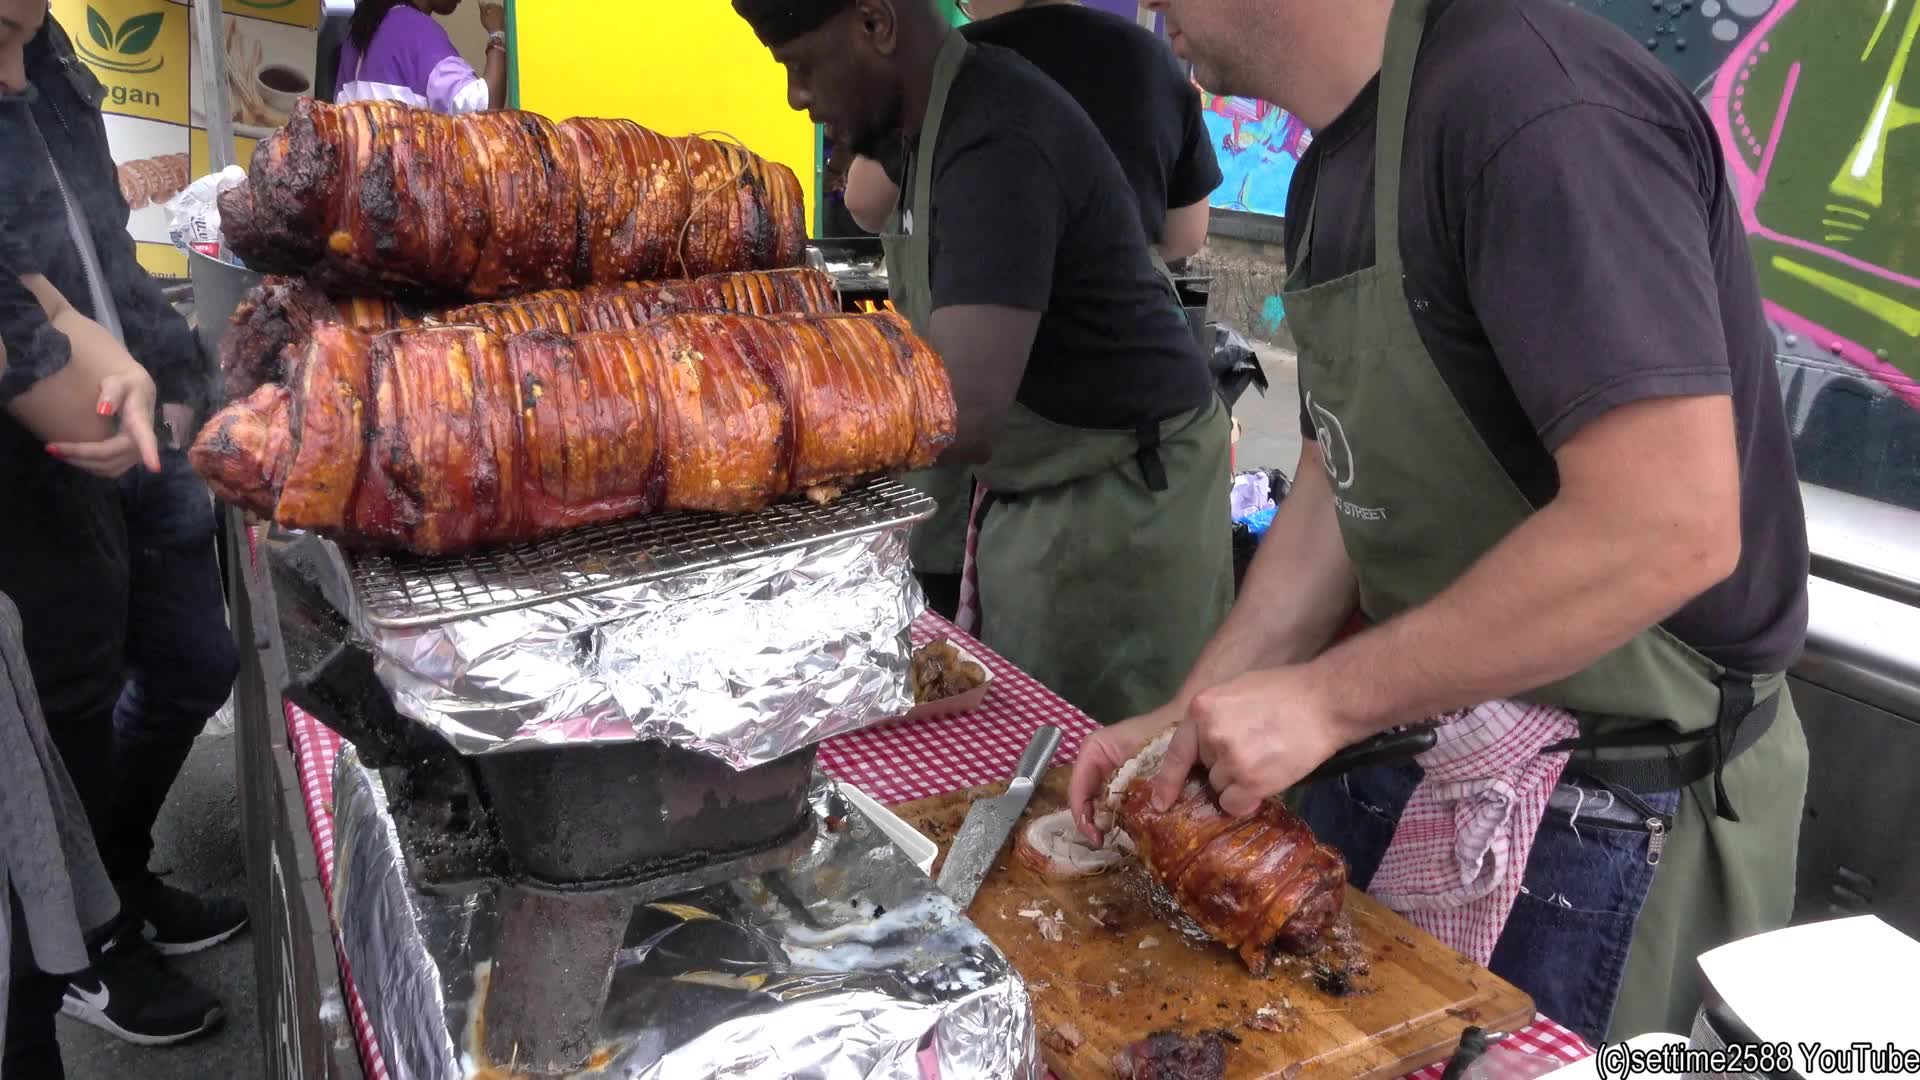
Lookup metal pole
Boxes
[192,0,237,173]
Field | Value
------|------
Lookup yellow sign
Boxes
[55,0,189,124]
[187,0,318,30]
[514,0,818,230]
[48,1,316,277]
[137,240,188,279]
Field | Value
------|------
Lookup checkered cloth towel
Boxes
[954,482,987,635]
[1368,699,1580,966]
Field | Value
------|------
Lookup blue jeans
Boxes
[1297,762,1677,1046]
[107,446,238,905]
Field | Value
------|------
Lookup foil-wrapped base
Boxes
[330,748,1039,1078]
[359,527,923,767]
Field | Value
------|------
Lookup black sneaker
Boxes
[136,880,249,956]
[61,930,224,1046]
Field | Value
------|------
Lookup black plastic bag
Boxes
[1209,322,1269,409]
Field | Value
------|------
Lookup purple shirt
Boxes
[335,6,487,115]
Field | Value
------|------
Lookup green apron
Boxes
[881,32,1234,722]
[882,33,974,576]
[1280,0,1808,1038]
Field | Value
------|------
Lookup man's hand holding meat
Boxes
[1149,664,1352,819]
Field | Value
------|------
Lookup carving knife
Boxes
[935,725,1062,911]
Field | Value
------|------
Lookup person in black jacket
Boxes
[2,0,235,1055]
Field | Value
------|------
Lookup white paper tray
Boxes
[875,642,994,729]
[840,782,937,876]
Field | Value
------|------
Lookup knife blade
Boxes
[935,725,1062,910]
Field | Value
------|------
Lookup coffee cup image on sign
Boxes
[189,14,315,136]
[255,64,310,114]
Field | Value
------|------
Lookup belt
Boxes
[1305,673,1779,824]
[1545,672,1779,823]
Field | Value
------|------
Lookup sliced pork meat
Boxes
[1015,809,1128,881]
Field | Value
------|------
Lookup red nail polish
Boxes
[46,445,62,457]
[97,401,114,416]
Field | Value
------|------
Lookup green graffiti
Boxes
[1727,0,1919,387]
[1827,0,1920,210]
[1773,256,1920,338]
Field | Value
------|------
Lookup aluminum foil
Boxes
[329,748,1039,1079]
[357,528,921,766]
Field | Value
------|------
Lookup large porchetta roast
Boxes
[218,267,839,402]
[190,312,956,555]
[1017,731,1349,973]
[193,95,959,557]
[218,99,808,298]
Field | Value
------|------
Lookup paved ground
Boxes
[62,709,263,1080]
[1236,342,1304,475]
[57,339,1300,1080]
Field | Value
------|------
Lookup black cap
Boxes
[732,0,857,48]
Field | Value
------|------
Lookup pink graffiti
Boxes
[1200,91,1312,160]
[1755,61,1798,189]
[1707,0,1920,408]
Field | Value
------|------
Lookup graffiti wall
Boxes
[1092,0,1312,218]
[1199,94,1310,216]
[1574,0,1920,506]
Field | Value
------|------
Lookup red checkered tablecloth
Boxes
[280,613,1592,1079]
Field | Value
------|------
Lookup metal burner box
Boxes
[276,478,946,1073]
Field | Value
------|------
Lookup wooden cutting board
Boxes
[893,769,1534,1079]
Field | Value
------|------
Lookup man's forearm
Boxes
[1307,486,1734,740]
[845,156,899,235]
[1174,442,1357,705]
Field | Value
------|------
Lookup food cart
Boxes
[182,117,1590,1080]
[144,2,1920,1079]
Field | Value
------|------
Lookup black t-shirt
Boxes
[1287,0,1808,673]
[891,44,1212,430]
[957,4,1221,246]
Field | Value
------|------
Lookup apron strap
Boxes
[1373,0,1430,272]
[1284,0,1424,292]
[975,416,1172,511]
[1133,420,1169,491]
[1545,672,1779,821]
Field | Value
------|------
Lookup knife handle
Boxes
[1014,725,1062,783]
[1301,724,1439,785]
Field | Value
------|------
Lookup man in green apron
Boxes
[734,0,1234,723]
[1070,0,1811,1043]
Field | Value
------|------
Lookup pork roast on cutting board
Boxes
[894,764,1534,1079]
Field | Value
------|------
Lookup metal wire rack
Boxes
[346,477,934,630]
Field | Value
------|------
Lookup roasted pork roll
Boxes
[190,311,954,554]
[1105,731,1348,973]
[218,99,807,299]
[217,268,838,402]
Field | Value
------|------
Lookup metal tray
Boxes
[345,476,934,630]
